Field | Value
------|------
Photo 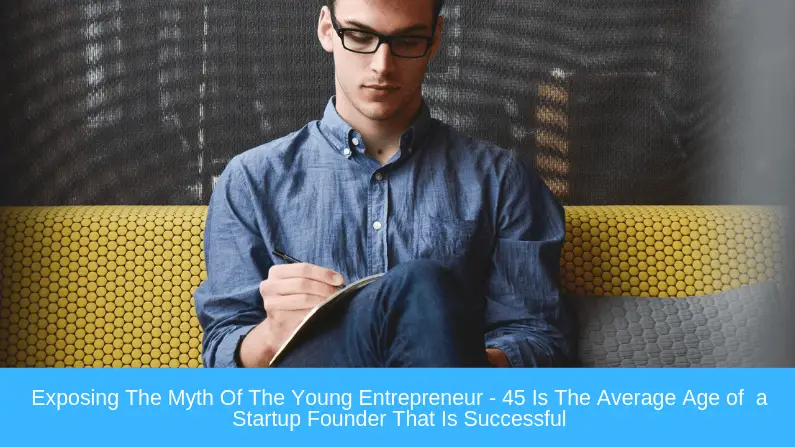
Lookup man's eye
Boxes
[346,31,374,43]
[395,38,424,48]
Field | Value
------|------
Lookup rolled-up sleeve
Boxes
[193,156,271,368]
[484,152,570,367]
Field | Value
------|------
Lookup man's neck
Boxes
[335,93,422,165]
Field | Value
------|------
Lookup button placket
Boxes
[378,177,389,272]
[366,169,389,275]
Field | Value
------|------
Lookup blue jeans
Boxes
[273,260,490,367]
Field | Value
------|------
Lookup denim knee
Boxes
[377,259,472,313]
[390,259,456,283]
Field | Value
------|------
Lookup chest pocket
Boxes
[416,216,492,299]
[418,217,481,265]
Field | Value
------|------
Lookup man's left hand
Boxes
[486,348,510,367]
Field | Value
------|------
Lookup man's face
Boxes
[318,0,442,122]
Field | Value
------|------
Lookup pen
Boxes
[272,249,346,289]
[272,249,302,264]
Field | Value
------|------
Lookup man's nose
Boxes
[370,41,396,74]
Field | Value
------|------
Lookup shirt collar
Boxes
[319,96,434,159]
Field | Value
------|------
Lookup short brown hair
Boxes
[323,0,445,29]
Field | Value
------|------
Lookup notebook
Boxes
[268,273,384,366]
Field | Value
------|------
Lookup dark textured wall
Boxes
[0,0,789,208]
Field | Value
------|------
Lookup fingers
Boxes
[268,263,344,287]
[261,277,339,298]
[263,294,329,311]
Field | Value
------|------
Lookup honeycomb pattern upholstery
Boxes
[0,206,207,367]
[0,205,786,367]
[568,280,787,367]
[561,206,784,297]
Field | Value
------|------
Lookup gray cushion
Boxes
[565,281,793,367]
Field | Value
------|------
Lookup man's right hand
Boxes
[238,263,345,367]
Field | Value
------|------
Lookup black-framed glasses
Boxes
[330,13,435,59]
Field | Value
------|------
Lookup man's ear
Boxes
[317,6,335,53]
[428,15,444,60]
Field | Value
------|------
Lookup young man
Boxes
[194,0,570,368]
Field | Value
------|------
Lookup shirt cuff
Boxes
[215,324,257,368]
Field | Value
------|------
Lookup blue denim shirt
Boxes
[194,97,569,368]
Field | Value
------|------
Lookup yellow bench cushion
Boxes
[561,206,783,297]
[0,205,785,367]
[1,206,207,367]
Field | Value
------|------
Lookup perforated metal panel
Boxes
[0,0,767,207]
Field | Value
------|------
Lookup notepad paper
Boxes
[268,273,384,366]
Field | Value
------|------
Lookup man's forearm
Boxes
[238,320,278,367]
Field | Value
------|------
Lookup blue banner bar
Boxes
[1,369,791,446]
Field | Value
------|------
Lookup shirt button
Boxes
[352,137,360,146]
[374,173,383,181]
[343,148,351,156]
[372,221,382,231]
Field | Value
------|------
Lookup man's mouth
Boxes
[364,85,399,91]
